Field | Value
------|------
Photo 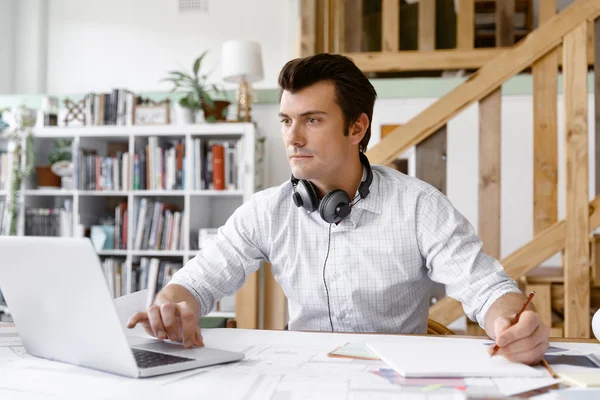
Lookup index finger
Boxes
[496,311,540,347]
[127,311,149,329]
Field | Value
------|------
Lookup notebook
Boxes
[367,336,544,378]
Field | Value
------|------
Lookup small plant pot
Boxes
[36,165,61,188]
[202,101,230,122]
[174,103,195,124]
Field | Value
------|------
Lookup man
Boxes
[129,53,550,364]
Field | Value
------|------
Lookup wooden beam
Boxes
[263,263,288,330]
[364,0,600,167]
[235,269,259,329]
[429,195,600,325]
[382,0,399,52]
[533,0,558,235]
[496,0,515,47]
[457,0,474,49]
[343,0,362,52]
[479,90,502,260]
[563,22,590,339]
[595,18,600,198]
[300,0,318,57]
[346,48,505,72]
[418,0,435,51]
[415,126,447,194]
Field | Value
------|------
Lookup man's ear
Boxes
[349,113,369,146]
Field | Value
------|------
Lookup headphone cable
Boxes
[323,222,334,332]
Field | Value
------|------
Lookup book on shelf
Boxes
[131,257,182,305]
[84,89,136,126]
[101,257,127,298]
[133,137,184,190]
[24,200,73,237]
[191,138,241,191]
[77,148,130,191]
[133,198,183,251]
[0,200,8,236]
[0,151,7,191]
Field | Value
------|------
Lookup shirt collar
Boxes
[351,165,382,216]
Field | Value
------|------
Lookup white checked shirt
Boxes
[169,165,521,333]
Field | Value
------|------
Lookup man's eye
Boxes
[307,118,317,124]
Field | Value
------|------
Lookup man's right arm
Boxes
[127,194,268,347]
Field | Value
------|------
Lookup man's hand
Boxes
[488,310,550,364]
[127,284,204,348]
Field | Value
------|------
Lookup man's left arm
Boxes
[484,292,550,364]
[416,189,549,364]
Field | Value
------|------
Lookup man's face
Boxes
[279,81,352,183]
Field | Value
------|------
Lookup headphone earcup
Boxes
[319,189,351,224]
[294,180,320,212]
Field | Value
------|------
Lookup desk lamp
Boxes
[221,40,264,122]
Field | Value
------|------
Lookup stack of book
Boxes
[133,198,182,251]
[133,137,184,190]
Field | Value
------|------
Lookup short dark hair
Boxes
[278,53,377,153]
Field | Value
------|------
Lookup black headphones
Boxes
[291,152,373,224]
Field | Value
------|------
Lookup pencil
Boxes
[541,357,559,379]
[490,291,536,357]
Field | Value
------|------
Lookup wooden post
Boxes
[263,263,288,330]
[415,127,447,194]
[235,269,260,329]
[300,0,317,57]
[595,18,600,198]
[382,0,399,52]
[418,0,435,51]
[563,22,590,338]
[525,283,553,328]
[343,0,363,53]
[479,90,502,263]
[327,0,336,52]
[533,0,558,235]
[457,0,474,49]
[496,0,515,47]
[334,0,345,53]
[316,0,326,53]
[416,126,447,313]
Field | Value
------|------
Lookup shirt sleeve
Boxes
[167,195,267,316]
[416,189,522,328]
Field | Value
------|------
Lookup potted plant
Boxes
[1,105,36,235]
[162,51,230,123]
[36,138,72,189]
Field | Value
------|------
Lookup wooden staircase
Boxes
[363,0,600,338]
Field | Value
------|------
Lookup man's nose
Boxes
[285,124,304,147]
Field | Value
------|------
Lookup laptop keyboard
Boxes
[131,348,195,369]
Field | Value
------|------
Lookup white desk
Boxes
[1,326,600,399]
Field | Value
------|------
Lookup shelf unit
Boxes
[0,122,264,321]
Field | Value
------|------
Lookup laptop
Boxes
[0,236,244,378]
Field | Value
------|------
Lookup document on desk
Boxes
[367,336,544,378]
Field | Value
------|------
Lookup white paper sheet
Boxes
[114,289,152,338]
[367,336,544,378]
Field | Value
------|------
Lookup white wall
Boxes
[0,0,15,94]
[256,93,596,266]
[45,0,299,93]
[13,0,48,94]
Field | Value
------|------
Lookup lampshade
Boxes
[221,40,264,84]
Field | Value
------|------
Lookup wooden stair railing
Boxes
[365,0,600,166]
[429,195,600,326]
[363,0,600,338]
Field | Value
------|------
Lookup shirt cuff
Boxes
[166,277,214,318]
[476,283,523,330]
